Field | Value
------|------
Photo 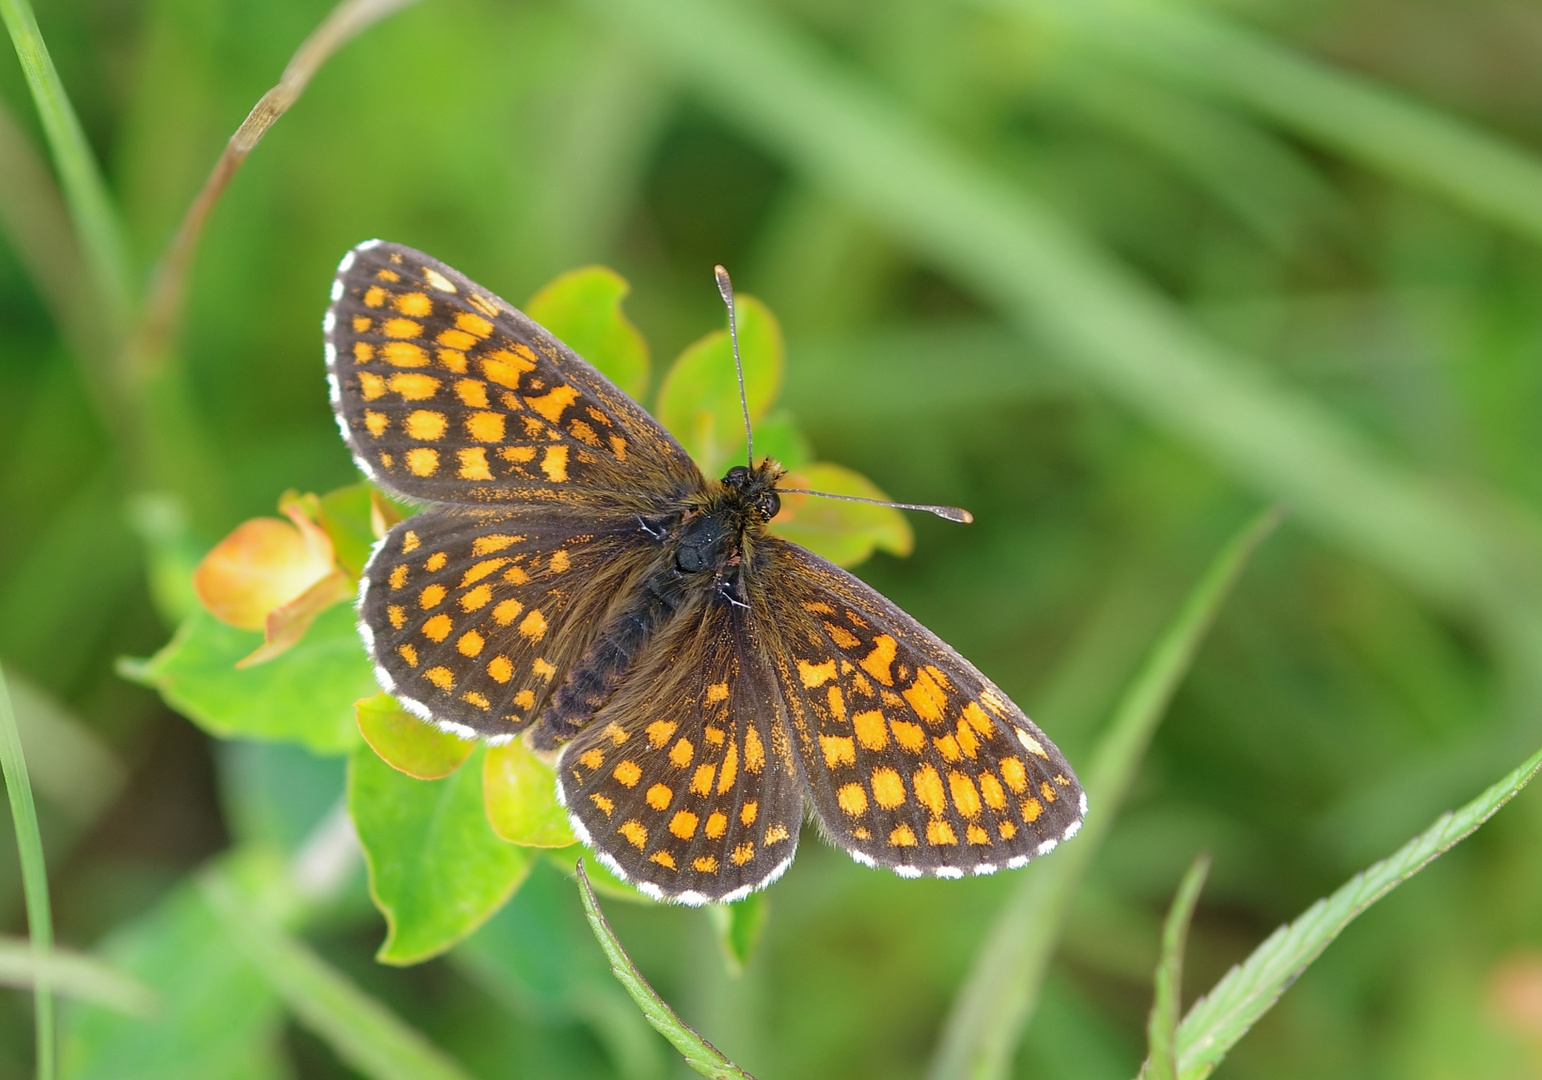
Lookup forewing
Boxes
[759,538,1085,877]
[362,507,664,739]
[557,597,804,904]
[325,240,702,508]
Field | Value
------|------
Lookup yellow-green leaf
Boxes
[355,693,473,781]
[349,743,533,965]
[771,462,913,567]
[483,740,577,848]
[526,267,649,400]
[657,294,782,478]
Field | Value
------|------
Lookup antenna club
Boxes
[714,265,734,305]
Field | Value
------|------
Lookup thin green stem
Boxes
[0,662,55,1080]
[577,861,755,1079]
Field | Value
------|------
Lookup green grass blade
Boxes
[1143,855,1211,1080]
[576,861,756,1080]
[0,0,133,330]
[0,936,155,1016]
[1174,744,1542,1080]
[0,661,55,1079]
[197,867,474,1080]
[1022,0,1542,246]
[586,0,1541,649]
[928,509,1280,1080]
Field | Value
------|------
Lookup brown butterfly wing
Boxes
[754,538,1085,877]
[556,595,805,904]
[325,240,702,510]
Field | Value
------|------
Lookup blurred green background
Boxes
[4,0,1542,1075]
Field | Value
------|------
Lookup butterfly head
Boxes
[721,459,784,524]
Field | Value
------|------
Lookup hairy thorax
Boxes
[527,460,784,748]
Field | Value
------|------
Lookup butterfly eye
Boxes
[724,466,750,487]
[758,491,781,520]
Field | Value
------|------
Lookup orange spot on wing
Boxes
[421,614,452,642]
[646,784,672,810]
[526,384,580,422]
[871,767,905,808]
[618,820,647,848]
[458,447,493,480]
[912,765,946,816]
[999,757,1028,794]
[705,812,728,839]
[903,667,948,724]
[853,710,887,750]
[949,771,982,817]
[837,784,868,815]
[613,760,642,787]
[859,635,897,686]
[424,666,453,690]
[889,823,918,847]
[405,447,439,477]
[799,659,837,688]
[820,735,855,769]
[540,445,568,482]
[487,656,513,683]
[670,811,698,838]
[926,820,958,845]
[890,720,926,753]
[466,411,505,442]
[647,720,677,748]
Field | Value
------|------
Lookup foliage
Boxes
[2,0,1542,1076]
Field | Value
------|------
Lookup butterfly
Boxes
[325,240,1085,904]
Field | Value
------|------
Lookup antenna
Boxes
[712,264,972,526]
[714,265,754,468]
[780,488,974,524]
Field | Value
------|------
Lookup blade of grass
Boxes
[0,0,133,332]
[0,660,55,1080]
[0,97,116,397]
[127,0,424,379]
[1017,0,1542,247]
[576,861,755,1080]
[927,508,1280,1080]
[198,866,474,1080]
[1142,855,1210,1080]
[1173,743,1542,1080]
[589,0,1542,656]
[0,936,156,1016]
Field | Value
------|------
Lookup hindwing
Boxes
[557,597,804,904]
[362,507,667,739]
[757,539,1085,877]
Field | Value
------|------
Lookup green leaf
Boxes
[1144,855,1211,1080]
[349,742,533,965]
[526,266,650,400]
[770,461,913,567]
[60,879,284,1080]
[657,294,782,478]
[1174,745,1542,1080]
[316,482,383,578]
[576,863,756,1079]
[750,410,812,470]
[127,604,369,754]
[707,892,769,976]
[928,508,1280,1080]
[0,661,55,1078]
[355,693,473,780]
[198,867,476,1080]
[483,739,577,847]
